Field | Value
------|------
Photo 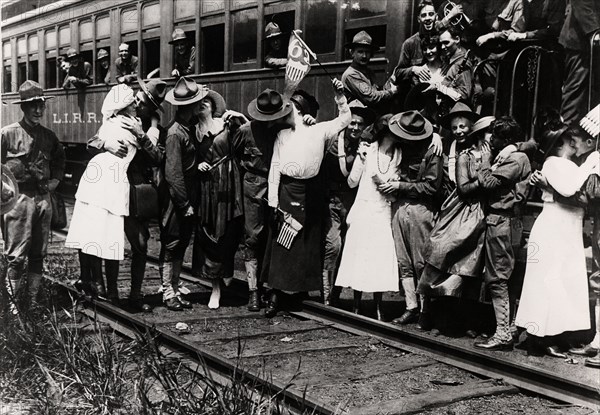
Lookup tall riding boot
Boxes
[475,295,513,350]
[5,270,21,315]
[27,273,43,306]
[322,270,332,305]
[353,290,362,315]
[245,259,260,312]
[373,292,384,321]
[105,260,120,305]
[88,255,103,298]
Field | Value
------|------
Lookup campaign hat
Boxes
[165,76,206,106]
[469,116,496,136]
[12,80,55,104]
[265,22,284,39]
[138,78,168,112]
[247,89,293,121]
[441,102,478,129]
[345,30,379,51]
[389,110,434,141]
[65,48,80,60]
[169,28,188,44]
[348,100,376,126]
[97,49,109,60]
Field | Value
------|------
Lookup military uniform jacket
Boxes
[1,120,65,193]
[342,63,394,109]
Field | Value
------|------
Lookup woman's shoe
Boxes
[264,291,279,318]
[417,312,433,331]
[545,346,567,359]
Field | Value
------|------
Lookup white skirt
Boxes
[335,199,399,292]
[515,202,590,337]
[65,200,125,260]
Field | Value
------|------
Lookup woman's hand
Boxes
[494,144,517,164]
[378,181,399,195]
[120,116,145,140]
[530,170,550,190]
[198,162,211,172]
[222,110,249,125]
[429,133,443,157]
[357,141,370,162]
[507,32,527,42]
[183,205,194,217]
[303,114,317,126]
[332,78,344,98]
[414,65,432,82]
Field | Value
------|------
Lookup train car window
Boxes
[95,47,110,84]
[45,29,56,50]
[344,25,387,59]
[122,41,138,58]
[201,0,225,15]
[305,0,337,55]
[143,39,161,78]
[232,8,258,65]
[58,25,70,46]
[175,0,196,20]
[17,62,26,85]
[96,15,110,39]
[28,59,38,83]
[347,0,387,19]
[80,20,93,42]
[143,3,161,27]
[121,8,139,34]
[202,24,225,73]
[2,65,12,93]
[263,10,295,68]
[46,57,57,89]
[80,50,93,67]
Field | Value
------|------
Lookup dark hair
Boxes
[566,122,597,142]
[491,116,524,145]
[442,25,462,39]
[290,89,319,118]
[416,0,434,14]
[420,35,440,51]
[534,106,563,137]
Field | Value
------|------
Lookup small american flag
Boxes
[277,211,303,250]
[283,31,312,98]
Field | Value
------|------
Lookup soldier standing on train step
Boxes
[62,48,92,89]
[170,28,196,78]
[234,89,294,311]
[341,30,397,114]
[1,80,65,314]
[115,43,139,85]
[87,79,168,313]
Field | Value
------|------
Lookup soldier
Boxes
[234,89,294,310]
[115,43,139,85]
[264,22,288,68]
[87,79,168,312]
[341,31,397,113]
[170,28,196,78]
[62,48,92,89]
[1,81,65,313]
[97,49,111,84]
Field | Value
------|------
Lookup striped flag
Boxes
[283,31,313,98]
[276,211,303,250]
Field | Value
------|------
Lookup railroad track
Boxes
[45,229,600,414]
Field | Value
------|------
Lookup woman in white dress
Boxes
[335,121,402,321]
[66,84,141,302]
[515,127,599,357]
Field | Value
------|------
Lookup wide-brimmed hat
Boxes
[345,30,379,51]
[65,48,80,60]
[1,165,19,215]
[389,111,434,141]
[165,77,206,106]
[441,102,478,129]
[97,49,109,60]
[470,116,496,136]
[169,28,188,44]
[403,83,436,112]
[248,89,292,121]
[12,80,55,104]
[138,78,167,113]
[265,22,284,39]
[205,89,227,118]
[348,100,376,126]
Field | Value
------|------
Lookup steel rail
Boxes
[46,272,336,415]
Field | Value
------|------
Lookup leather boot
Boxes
[322,270,332,305]
[245,260,260,311]
[27,273,43,305]
[265,290,279,318]
[129,254,146,303]
[353,290,362,314]
[474,296,513,350]
[5,274,21,315]
[105,260,120,305]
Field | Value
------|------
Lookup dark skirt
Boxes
[261,175,325,292]
[418,190,485,298]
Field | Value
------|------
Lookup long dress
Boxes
[335,143,401,292]
[65,116,138,260]
[418,148,486,298]
[515,155,599,336]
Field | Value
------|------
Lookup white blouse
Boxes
[268,95,351,207]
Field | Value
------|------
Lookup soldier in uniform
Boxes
[1,81,65,313]
[62,48,92,89]
[170,28,196,78]
[115,43,139,85]
[341,30,397,113]
[87,79,168,312]
[97,49,111,84]
[264,22,288,68]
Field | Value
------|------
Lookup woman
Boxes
[262,78,351,317]
[66,84,141,302]
[515,127,599,357]
[334,118,402,320]
[195,87,248,309]
[417,116,494,332]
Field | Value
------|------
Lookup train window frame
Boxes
[174,0,198,21]
[142,2,161,28]
[121,7,139,35]
[200,21,225,74]
[201,0,225,16]
[230,0,258,11]
[58,25,70,47]
[230,6,259,70]
[27,33,39,83]
[2,41,12,93]
[170,24,197,76]
[303,0,341,62]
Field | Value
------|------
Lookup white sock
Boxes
[208,280,221,309]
